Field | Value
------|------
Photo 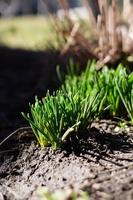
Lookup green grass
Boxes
[96,65,126,117]
[22,87,104,149]
[115,70,133,123]
[0,16,57,50]
[22,61,133,149]
[64,62,133,122]
[96,65,133,122]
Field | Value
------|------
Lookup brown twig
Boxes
[0,127,32,146]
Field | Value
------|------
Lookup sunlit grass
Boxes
[0,16,57,50]
[22,61,133,149]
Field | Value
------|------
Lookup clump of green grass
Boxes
[64,62,133,122]
[22,87,104,149]
[22,62,105,149]
[96,65,133,122]
[22,61,133,149]
[96,65,125,117]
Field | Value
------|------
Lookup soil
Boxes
[0,46,133,200]
[0,121,133,200]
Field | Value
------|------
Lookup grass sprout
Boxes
[97,65,133,122]
[115,71,133,123]
[96,65,124,117]
[22,88,103,149]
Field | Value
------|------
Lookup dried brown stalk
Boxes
[49,0,133,67]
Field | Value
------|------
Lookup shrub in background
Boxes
[50,0,133,68]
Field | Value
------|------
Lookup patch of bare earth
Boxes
[0,121,133,200]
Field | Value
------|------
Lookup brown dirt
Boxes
[0,121,133,200]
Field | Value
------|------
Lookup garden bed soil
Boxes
[0,120,133,200]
